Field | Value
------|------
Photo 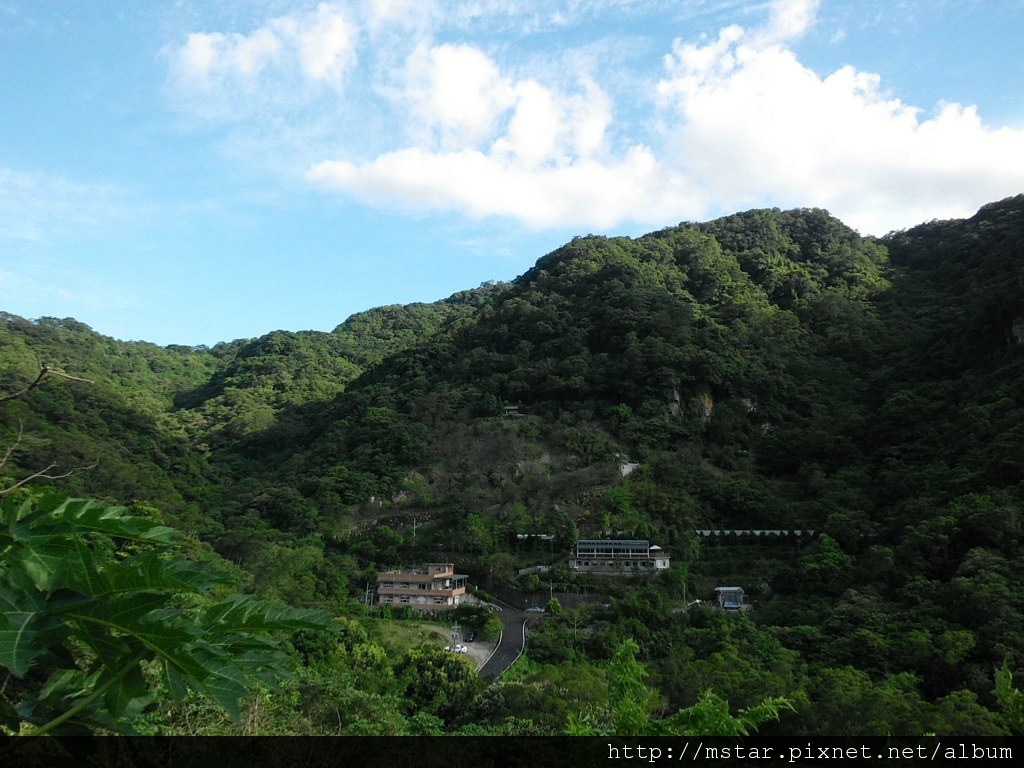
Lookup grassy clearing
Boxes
[364,617,453,654]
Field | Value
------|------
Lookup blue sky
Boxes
[2,0,1023,346]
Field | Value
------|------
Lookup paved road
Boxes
[477,600,533,680]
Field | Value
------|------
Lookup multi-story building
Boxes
[569,539,670,573]
[375,563,468,611]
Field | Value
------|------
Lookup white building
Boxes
[569,539,670,573]
[376,563,468,611]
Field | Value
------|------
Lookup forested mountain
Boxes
[2,196,1023,736]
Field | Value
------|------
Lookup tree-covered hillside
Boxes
[275,206,891,537]
[2,197,1023,735]
[0,314,223,519]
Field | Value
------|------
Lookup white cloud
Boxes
[365,0,432,35]
[168,0,1024,235]
[307,145,697,228]
[656,13,1024,233]
[166,2,356,117]
[294,3,357,82]
[404,43,516,148]
[308,40,702,228]
[177,27,282,83]
[495,80,564,165]
[751,0,819,46]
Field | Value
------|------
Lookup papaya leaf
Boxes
[164,662,190,702]
[54,592,173,629]
[39,498,177,544]
[98,553,228,596]
[39,668,100,703]
[1,495,174,545]
[201,595,334,633]
[0,609,48,677]
[2,494,60,535]
[54,594,170,679]
[1,494,336,733]
[79,611,201,668]
[187,654,252,722]
[8,536,80,592]
[100,660,151,719]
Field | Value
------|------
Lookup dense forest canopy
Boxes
[2,196,1023,735]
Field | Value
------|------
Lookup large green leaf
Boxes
[55,593,173,678]
[0,572,65,677]
[75,621,133,673]
[187,649,253,721]
[0,609,48,677]
[6,534,80,592]
[201,595,334,633]
[1,494,60,537]
[75,605,201,665]
[2,495,176,545]
[0,494,336,732]
[100,659,151,719]
[164,661,190,702]
[43,498,177,543]
[54,592,173,629]
[97,553,232,596]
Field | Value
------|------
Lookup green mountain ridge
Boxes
[3,197,1024,734]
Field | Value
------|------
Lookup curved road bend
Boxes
[478,600,531,681]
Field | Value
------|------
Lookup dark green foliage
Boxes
[5,197,1024,735]
[995,662,1024,734]
[331,286,505,367]
[564,637,793,736]
[0,316,222,519]
[0,493,334,734]
[395,646,482,724]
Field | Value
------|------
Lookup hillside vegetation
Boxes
[2,197,1023,735]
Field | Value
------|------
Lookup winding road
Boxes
[477,600,533,680]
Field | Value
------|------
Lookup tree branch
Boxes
[0,459,101,495]
[0,363,94,404]
[0,422,22,473]
[2,363,98,494]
